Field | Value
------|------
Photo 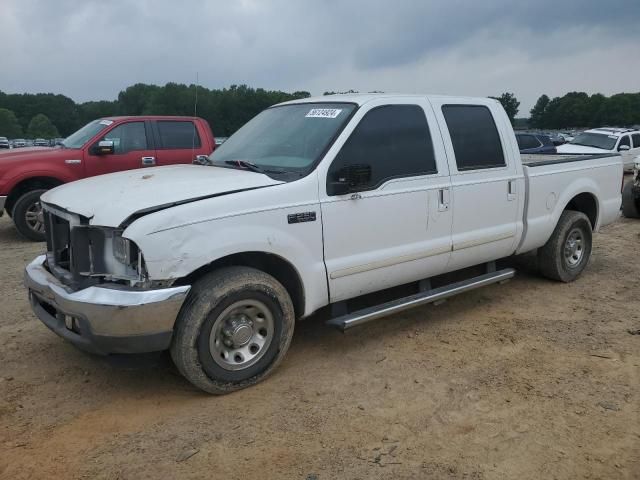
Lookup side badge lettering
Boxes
[288,212,316,224]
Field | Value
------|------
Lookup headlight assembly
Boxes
[113,234,135,265]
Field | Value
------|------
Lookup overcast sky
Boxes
[2,0,639,113]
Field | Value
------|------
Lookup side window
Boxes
[102,122,148,154]
[517,134,540,150]
[632,134,640,148]
[442,105,506,171]
[329,104,437,192]
[618,135,631,150]
[157,121,201,149]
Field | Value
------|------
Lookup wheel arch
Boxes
[561,191,598,230]
[5,176,65,214]
[174,251,306,319]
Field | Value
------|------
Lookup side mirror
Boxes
[96,140,115,155]
[328,164,372,196]
[193,154,211,165]
[618,144,631,152]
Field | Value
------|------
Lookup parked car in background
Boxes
[516,133,557,154]
[0,115,216,240]
[49,138,65,146]
[12,139,26,148]
[24,94,623,394]
[545,132,566,146]
[557,128,640,171]
[0,137,9,149]
[33,138,48,147]
[622,156,640,218]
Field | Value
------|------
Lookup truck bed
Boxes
[516,152,623,255]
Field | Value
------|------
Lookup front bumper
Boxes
[24,255,190,355]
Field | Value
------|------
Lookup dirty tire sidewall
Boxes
[621,182,640,219]
[538,210,592,282]
[170,266,295,395]
[12,189,47,242]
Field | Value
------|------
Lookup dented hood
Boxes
[41,164,283,227]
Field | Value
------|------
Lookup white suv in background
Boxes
[557,128,640,171]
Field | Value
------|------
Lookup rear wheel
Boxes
[12,189,47,241]
[170,266,295,394]
[538,210,592,282]
[622,182,640,219]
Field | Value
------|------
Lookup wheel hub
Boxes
[209,299,275,371]
[564,229,584,266]
[224,315,254,347]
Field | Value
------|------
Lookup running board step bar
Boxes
[326,268,515,331]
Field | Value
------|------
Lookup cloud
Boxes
[1,0,639,113]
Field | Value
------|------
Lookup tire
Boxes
[12,189,47,241]
[538,210,592,282]
[170,266,295,394]
[622,182,640,219]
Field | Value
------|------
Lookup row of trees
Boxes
[1,83,639,138]
[529,92,640,129]
[0,84,310,138]
[0,109,60,139]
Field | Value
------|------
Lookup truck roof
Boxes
[277,93,501,107]
[586,127,640,137]
[101,115,204,122]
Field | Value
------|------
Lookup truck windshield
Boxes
[570,132,617,150]
[62,119,113,149]
[208,103,356,175]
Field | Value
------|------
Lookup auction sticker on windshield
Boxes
[99,120,114,126]
[306,108,343,119]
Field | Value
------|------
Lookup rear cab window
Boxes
[441,105,506,171]
[156,121,201,149]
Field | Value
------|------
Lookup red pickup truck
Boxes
[0,115,216,240]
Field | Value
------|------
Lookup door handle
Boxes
[507,180,517,201]
[141,156,156,166]
[438,187,450,212]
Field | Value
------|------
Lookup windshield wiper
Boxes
[223,160,286,175]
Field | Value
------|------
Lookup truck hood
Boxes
[556,144,610,154]
[41,165,284,227]
[0,146,69,165]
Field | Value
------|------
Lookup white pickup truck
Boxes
[24,94,623,394]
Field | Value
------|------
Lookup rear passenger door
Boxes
[319,99,452,303]
[429,98,524,271]
[152,120,204,166]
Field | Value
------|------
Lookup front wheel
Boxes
[170,266,295,394]
[12,189,47,241]
[538,210,592,282]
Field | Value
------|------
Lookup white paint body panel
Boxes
[41,165,283,226]
[517,156,623,254]
[41,94,623,319]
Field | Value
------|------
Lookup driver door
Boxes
[84,121,156,176]
[319,99,452,303]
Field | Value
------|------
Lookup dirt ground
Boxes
[0,203,638,479]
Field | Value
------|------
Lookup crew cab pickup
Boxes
[0,116,215,241]
[24,94,622,394]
